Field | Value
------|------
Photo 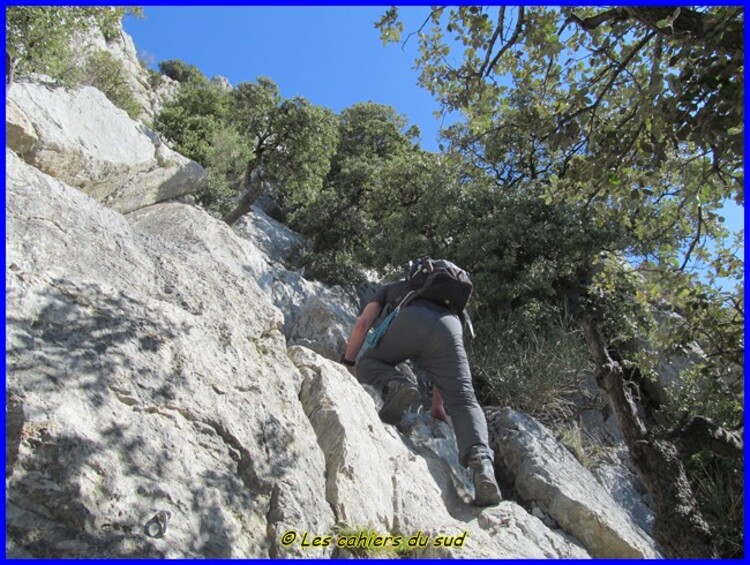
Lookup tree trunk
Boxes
[6,51,14,97]
[222,165,266,226]
[578,307,717,557]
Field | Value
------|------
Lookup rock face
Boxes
[210,75,232,91]
[234,208,358,361]
[73,22,178,121]
[6,79,206,214]
[593,461,655,535]
[6,69,661,559]
[487,408,661,558]
[6,149,333,558]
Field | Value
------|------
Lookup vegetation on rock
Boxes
[6,6,143,117]
[6,5,742,557]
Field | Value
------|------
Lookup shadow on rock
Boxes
[6,277,188,407]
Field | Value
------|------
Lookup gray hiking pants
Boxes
[356,304,494,467]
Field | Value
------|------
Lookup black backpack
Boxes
[405,257,473,313]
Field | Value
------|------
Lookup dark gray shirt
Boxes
[370,280,409,309]
[367,280,410,327]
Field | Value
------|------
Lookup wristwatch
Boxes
[340,354,356,367]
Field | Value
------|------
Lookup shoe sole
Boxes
[379,386,419,425]
[474,480,503,506]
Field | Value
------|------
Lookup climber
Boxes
[340,258,502,507]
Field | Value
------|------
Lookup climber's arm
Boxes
[343,301,382,367]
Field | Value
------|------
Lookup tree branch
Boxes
[402,6,445,49]
[6,50,15,95]
[557,30,654,132]
[477,7,504,78]
[498,6,506,41]
[222,165,265,226]
[679,203,703,272]
[589,31,656,121]
[566,7,741,55]
[579,307,649,443]
[667,416,744,459]
[566,8,628,32]
[624,7,743,55]
[481,7,524,79]
[571,288,717,557]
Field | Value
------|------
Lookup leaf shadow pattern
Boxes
[5,277,278,557]
[6,277,186,408]
[6,429,169,557]
[255,412,297,481]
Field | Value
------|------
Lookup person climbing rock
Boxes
[340,258,502,506]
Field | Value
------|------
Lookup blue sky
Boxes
[124,6,451,151]
[124,6,744,284]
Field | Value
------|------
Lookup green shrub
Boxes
[6,7,143,118]
[147,68,162,89]
[196,126,253,217]
[296,249,367,287]
[158,59,206,84]
[78,50,141,119]
[6,6,140,81]
[154,82,231,165]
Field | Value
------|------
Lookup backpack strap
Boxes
[394,289,417,312]
[460,309,476,339]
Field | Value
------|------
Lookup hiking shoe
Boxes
[379,380,419,425]
[469,456,502,506]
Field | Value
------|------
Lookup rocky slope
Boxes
[6,59,662,558]
[72,21,179,122]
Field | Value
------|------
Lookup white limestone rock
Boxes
[487,407,661,558]
[6,150,333,557]
[6,80,206,214]
[234,207,358,360]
